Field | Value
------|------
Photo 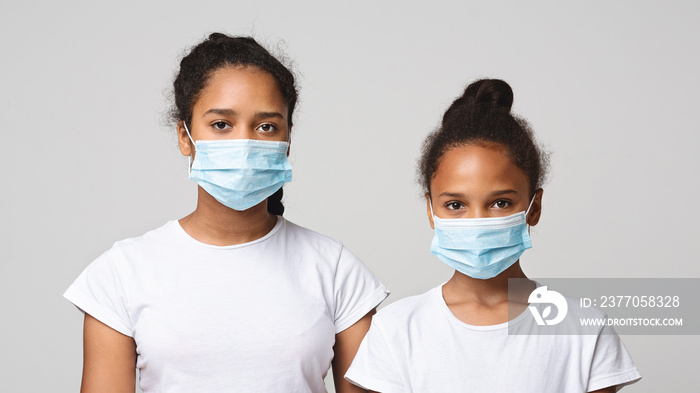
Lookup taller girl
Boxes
[65,33,387,393]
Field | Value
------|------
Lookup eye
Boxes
[212,121,230,131]
[257,123,277,133]
[445,202,464,210]
[492,199,511,209]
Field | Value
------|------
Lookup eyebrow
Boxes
[201,108,285,120]
[254,111,285,120]
[489,189,519,197]
[202,108,236,117]
[438,189,518,198]
[439,192,465,198]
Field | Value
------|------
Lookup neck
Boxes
[179,187,278,246]
[445,262,531,304]
[442,262,536,325]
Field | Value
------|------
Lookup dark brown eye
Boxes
[257,123,277,132]
[446,202,463,210]
[213,122,229,130]
[493,200,510,209]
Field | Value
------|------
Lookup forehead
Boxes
[194,66,287,113]
[431,143,530,195]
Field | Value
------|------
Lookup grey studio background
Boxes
[1,1,698,392]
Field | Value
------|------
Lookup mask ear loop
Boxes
[428,195,440,224]
[525,194,537,227]
[525,195,536,215]
[183,122,195,174]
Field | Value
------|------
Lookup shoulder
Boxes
[281,219,342,246]
[373,286,441,329]
[92,221,178,269]
[112,221,178,250]
[280,218,346,257]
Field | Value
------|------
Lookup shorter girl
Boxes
[345,79,641,392]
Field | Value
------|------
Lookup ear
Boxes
[177,120,193,157]
[425,193,435,229]
[286,126,292,157]
[526,189,544,226]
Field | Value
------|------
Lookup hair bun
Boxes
[441,78,513,125]
[464,79,513,112]
[208,32,231,42]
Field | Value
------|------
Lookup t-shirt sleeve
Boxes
[586,325,641,392]
[63,247,133,337]
[333,246,389,333]
[345,318,405,393]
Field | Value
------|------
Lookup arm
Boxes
[332,309,375,393]
[81,313,137,393]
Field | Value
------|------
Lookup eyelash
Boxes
[212,121,230,131]
[209,122,278,133]
[445,202,464,210]
[492,200,511,209]
[257,123,277,132]
[444,200,511,211]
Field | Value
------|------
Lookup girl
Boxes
[345,79,640,392]
[64,33,388,393]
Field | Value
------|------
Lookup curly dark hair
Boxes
[418,79,549,198]
[170,33,298,215]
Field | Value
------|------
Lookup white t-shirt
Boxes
[346,284,641,393]
[64,217,388,393]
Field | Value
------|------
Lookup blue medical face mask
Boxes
[429,197,534,279]
[184,123,292,211]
